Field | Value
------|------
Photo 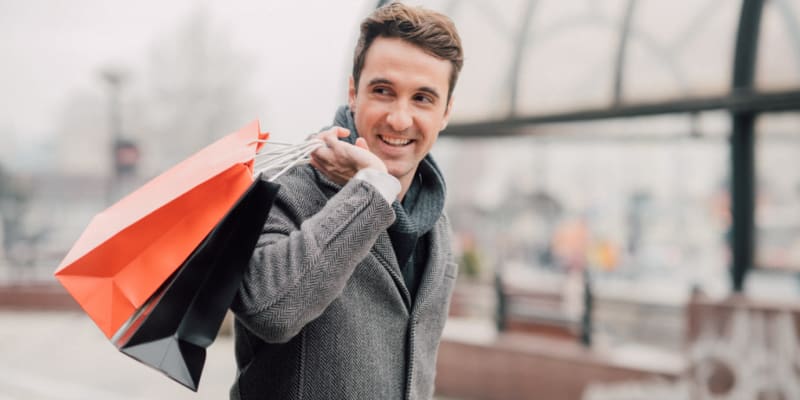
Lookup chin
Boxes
[387,167,411,181]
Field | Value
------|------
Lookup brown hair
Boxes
[352,2,464,102]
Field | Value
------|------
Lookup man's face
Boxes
[349,37,453,187]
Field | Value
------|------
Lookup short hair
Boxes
[352,2,464,102]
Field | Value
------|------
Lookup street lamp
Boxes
[100,67,138,204]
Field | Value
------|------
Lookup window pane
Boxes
[419,0,531,123]
[756,0,800,90]
[437,112,730,350]
[623,0,740,102]
[516,0,625,114]
[755,113,800,275]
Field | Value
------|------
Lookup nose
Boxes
[386,102,413,132]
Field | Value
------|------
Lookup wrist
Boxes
[354,168,400,203]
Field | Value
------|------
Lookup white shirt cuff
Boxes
[354,168,401,204]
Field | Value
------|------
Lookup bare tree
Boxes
[130,6,261,176]
[53,7,259,180]
[44,6,262,273]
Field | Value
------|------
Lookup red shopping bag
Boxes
[54,121,268,338]
[112,176,280,391]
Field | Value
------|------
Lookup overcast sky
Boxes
[0,0,374,168]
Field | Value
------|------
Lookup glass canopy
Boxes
[391,0,800,292]
[404,0,800,127]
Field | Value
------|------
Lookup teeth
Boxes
[380,135,411,146]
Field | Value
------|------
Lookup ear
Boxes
[348,76,356,110]
[441,96,454,131]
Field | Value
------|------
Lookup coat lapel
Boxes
[410,218,448,316]
[370,231,412,309]
[371,219,448,315]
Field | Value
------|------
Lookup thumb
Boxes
[354,137,370,150]
[336,127,351,138]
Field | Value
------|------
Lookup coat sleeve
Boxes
[231,175,396,343]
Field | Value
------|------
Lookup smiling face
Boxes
[349,37,453,192]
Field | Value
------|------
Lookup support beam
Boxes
[612,0,637,104]
[509,0,537,116]
[730,114,756,292]
[729,0,764,292]
[443,89,800,138]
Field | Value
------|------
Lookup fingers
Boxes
[316,126,350,142]
[320,133,341,149]
[308,126,386,182]
[311,145,334,162]
[335,127,351,138]
[354,137,369,150]
[310,145,349,186]
[315,127,350,154]
[309,157,322,172]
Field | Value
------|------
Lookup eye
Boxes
[413,93,434,104]
[372,86,392,96]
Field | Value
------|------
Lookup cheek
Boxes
[353,108,370,133]
[355,104,380,127]
[418,116,442,136]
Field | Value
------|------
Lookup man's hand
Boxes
[310,127,387,186]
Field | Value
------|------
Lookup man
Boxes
[230,3,464,399]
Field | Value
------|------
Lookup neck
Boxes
[396,168,417,202]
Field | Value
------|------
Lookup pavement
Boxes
[0,310,236,400]
[0,310,471,400]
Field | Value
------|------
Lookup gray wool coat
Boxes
[229,163,457,400]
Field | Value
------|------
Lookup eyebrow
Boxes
[367,77,441,100]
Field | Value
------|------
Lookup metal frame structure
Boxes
[427,0,795,292]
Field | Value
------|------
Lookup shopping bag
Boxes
[54,121,268,338]
[112,176,280,391]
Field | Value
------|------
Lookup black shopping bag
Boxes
[112,177,279,391]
